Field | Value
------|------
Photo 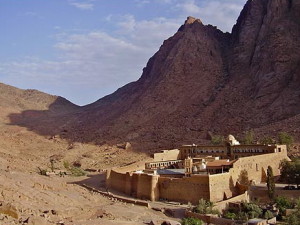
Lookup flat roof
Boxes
[206,160,235,167]
[157,169,185,175]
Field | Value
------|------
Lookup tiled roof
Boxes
[206,160,234,167]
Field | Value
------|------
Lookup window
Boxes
[256,164,259,171]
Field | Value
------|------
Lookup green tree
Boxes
[224,212,236,220]
[211,135,224,145]
[267,166,275,200]
[280,159,300,187]
[242,202,263,219]
[280,159,294,185]
[278,132,294,147]
[236,211,249,222]
[193,199,219,215]
[275,196,293,216]
[260,136,275,145]
[238,169,250,186]
[181,217,203,225]
[263,210,274,219]
[244,130,255,145]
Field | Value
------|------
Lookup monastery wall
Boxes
[135,173,159,201]
[209,173,236,202]
[158,175,210,204]
[214,191,249,212]
[106,148,289,204]
[229,151,289,184]
[106,170,128,193]
[208,151,289,202]
[107,170,159,201]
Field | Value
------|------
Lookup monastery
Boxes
[106,136,289,204]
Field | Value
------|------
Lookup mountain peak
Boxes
[184,16,202,25]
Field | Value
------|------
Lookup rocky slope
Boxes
[0,85,153,225]
[7,0,300,151]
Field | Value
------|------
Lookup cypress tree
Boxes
[267,166,275,200]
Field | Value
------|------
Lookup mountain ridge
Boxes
[4,0,300,151]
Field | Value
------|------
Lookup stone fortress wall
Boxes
[106,145,289,204]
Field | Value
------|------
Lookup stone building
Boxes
[106,141,289,204]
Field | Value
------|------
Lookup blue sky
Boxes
[0,0,246,105]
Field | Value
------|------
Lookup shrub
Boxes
[275,196,293,215]
[263,210,274,219]
[260,136,275,145]
[181,217,203,225]
[244,130,255,144]
[193,199,219,215]
[50,159,55,172]
[236,211,248,222]
[69,166,86,177]
[224,212,236,220]
[280,159,300,187]
[211,135,224,145]
[285,211,300,225]
[62,160,86,176]
[63,161,70,170]
[37,167,48,176]
[278,132,294,148]
[242,202,262,219]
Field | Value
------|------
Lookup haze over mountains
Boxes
[3,0,300,151]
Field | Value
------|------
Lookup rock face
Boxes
[7,0,300,150]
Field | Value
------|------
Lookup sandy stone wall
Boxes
[209,173,236,202]
[214,192,249,212]
[106,150,289,203]
[107,170,159,201]
[249,186,300,203]
[158,175,210,204]
[136,173,159,201]
[208,151,289,202]
[230,151,289,184]
[106,170,128,193]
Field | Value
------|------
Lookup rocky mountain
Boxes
[7,0,300,151]
[0,82,79,122]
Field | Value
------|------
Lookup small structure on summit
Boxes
[184,16,202,25]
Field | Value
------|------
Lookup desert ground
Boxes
[0,118,183,225]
